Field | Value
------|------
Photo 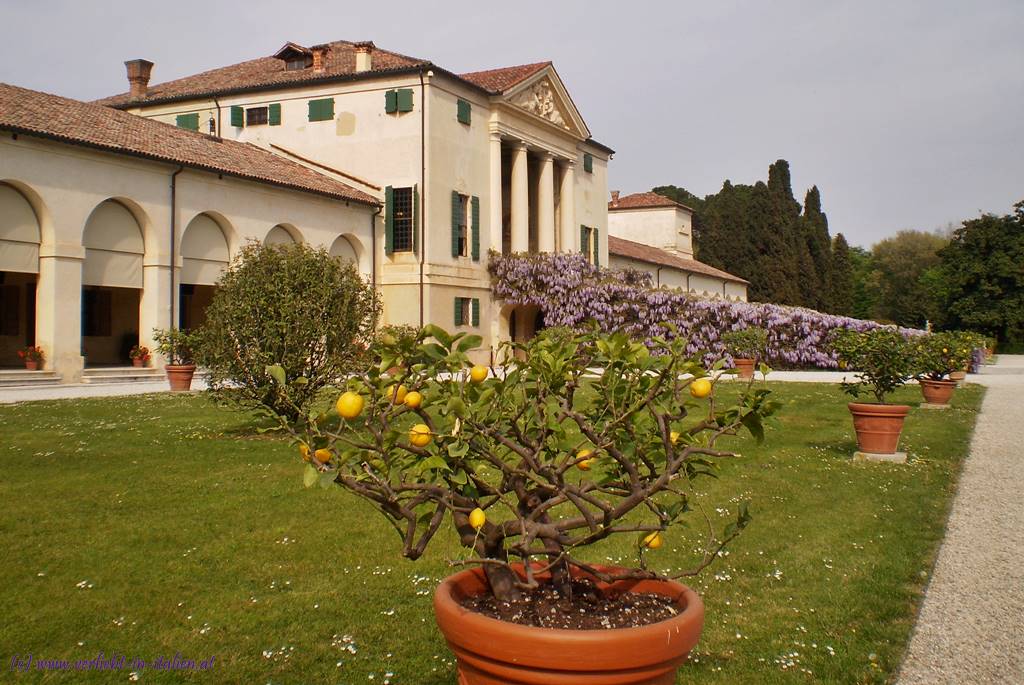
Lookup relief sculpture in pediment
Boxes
[510,79,568,128]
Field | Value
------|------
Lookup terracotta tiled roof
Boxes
[0,82,378,205]
[607,235,748,284]
[95,40,431,107]
[609,191,693,212]
[458,61,551,94]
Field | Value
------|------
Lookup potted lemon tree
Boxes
[270,325,777,684]
[831,328,915,457]
[152,328,196,391]
[912,331,973,406]
[721,326,768,379]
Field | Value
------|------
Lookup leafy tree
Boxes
[830,233,854,315]
[936,202,1024,344]
[848,245,876,320]
[868,230,948,327]
[192,241,379,419]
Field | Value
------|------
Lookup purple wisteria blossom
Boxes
[489,252,925,369]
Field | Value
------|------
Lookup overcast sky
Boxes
[2,0,1021,247]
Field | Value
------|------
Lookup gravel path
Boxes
[897,355,1024,684]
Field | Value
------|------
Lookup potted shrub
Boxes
[152,328,195,391]
[17,345,44,371]
[269,325,778,684]
[912,332,973,406]
[129,345,151,368]
[831,328,915,456]
[721,326,768,379]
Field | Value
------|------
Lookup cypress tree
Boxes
[830,233,854,315]
[802,186,833,310]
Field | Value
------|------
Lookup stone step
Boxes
[82,367,165,384]
[0,369,63,388]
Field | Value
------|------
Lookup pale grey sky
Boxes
[2,0,1021,247]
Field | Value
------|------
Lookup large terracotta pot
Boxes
[165,364,196,392]
[434,563,704,685]
[919,378,956,405]
[733,358,755,380]
[848,402,910,454]
[24,360,38,371]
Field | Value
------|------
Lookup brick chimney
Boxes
[124,59,154,100]
[354,41,375,72]
[311,45,328,73]
[610,190,620,206]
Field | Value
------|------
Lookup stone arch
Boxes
[329,233,360,264]
[265,223,302,245]
[180,213,231,286]
[82,199,145,288]
[0,181,41,274]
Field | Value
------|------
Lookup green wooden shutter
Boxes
[583,153,593,173]
[385,90,398,114]
[457,99,471,125]
[470,196,480,261]
[308,100,319,121]
[451,191,461,258]
[471,298,480,327]
[454,297,464,326]
[580,225,590,257]
[592,227,600,267]
[397,88,414,112]
[384,186,394,255]
[230,106,244,127]
[176,113,199,131]
[323,98,334,119]
[412,185,419,255]
[309,98,334,121]
[268,103,281,126]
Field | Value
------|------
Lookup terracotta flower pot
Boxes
[848,402,910,455]
[165,364,196,392]
[919,378,956,405]
[24,361,38,371]
[434,563,704,685]
[132,358,144,368]
[733,358,755,379]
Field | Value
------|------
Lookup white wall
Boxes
[608,206,693,257]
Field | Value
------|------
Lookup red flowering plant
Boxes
[17,346,44,363]
[129,345,151,363]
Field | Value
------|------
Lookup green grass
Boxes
[0,382,983,684]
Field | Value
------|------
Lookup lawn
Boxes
[0,381,983,684]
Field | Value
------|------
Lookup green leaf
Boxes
[418,455,452,472]
[446,397,467,418]
[319,471,336,489]
[456,335,483,353]
[302,464,318,488]
[266,365,286,387]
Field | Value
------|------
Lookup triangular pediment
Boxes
[503,67,590,139]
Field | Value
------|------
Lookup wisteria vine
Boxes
[489,252,926,369]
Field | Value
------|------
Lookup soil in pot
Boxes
[920,378,956,405]
[848,402,910,455]
[733,358,755,379]
[435,564,704,685]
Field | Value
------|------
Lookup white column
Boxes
[559,161,576,253]
[36,243,85,382]
[489,132,503,255]
[537,152,555,253]
[510,142,529,254]
[141,258,173,368]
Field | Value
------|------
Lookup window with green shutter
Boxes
[397,88,414,113]
[457,98,471,125]
[583,153,593,173]
[580,224,590,258]
[454,297,465,326]
[175,113,199,131]
[470,196,480,261]
[385,90,398,114]
[451,191,468,258]
[230,106,244,127]
[453,297,479,327]
[471,298,480,327]
[268,103,281,126]
[592,227,600,267]
[308,98,335,122]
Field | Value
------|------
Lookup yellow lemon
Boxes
[642,531,663,550]
[409,423,432,448]
[404,391,423,409]
[468,507,486,530]
[314,448,332,463]
[336,391,364,419]
[299,444,311,462]
[670,431,680,445]
[689,378,712,398]
[469,365,488,383]
[575,448,595,470]
[387,384,408,404]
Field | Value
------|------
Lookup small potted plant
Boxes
[129,345,151,368]
[152,328,195,391]
[17,345,44,371]
[831,327,915,456]
[269,326,778,684]
[912,332,972,406]
[721,326,768,379]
